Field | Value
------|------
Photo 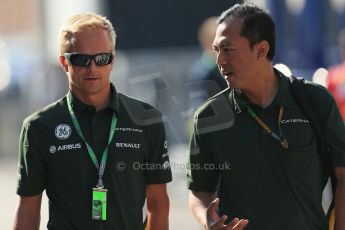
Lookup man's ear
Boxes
[59,55,69,72]
[256,40,269,60]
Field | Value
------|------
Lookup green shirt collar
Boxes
[67,82,119,116]
[230,68,294,114]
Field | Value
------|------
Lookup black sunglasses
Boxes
[64,52,113,67]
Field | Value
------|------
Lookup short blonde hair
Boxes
[59,12,116,54]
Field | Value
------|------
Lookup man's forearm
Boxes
[13,194,42,230]
[189,191,216,228]
[335,181,345,230]
[146,198,169,230]
[13,207,40,230]
[146,183,170,230]
[146,210,169,230]
[335,167,345,230]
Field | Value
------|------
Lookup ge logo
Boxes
[55,124,72,140]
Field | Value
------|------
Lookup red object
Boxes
[327,61,345,121]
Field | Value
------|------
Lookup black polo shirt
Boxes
[17,83,172,230]
[187,70,345,230]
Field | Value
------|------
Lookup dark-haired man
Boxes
[188,3,345,230]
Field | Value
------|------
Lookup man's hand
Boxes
[189,191,248,230]
[207,198,248,230]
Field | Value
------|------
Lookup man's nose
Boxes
[87,59,97,70]
[216,52,227,65]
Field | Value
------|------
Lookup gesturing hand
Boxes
[206,198,249,230]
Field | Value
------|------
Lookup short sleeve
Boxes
[187,118,220,192]
[144,121,172,184]
[16,121,47,196]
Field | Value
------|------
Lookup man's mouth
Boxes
[84,77,99,81]
[222,71,233,79]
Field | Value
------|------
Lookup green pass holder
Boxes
[67,95,117,222]
[92,187,107,220]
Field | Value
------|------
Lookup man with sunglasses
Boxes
[14,12,172,230]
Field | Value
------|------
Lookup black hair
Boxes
[217,3,276,60]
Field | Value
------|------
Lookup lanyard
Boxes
[67,93,117,188]
[246,105,289,149]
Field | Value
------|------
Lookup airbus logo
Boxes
[49,146,57,153]
[49,143,82,153]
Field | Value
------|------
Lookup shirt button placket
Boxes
[92,117,98,141]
